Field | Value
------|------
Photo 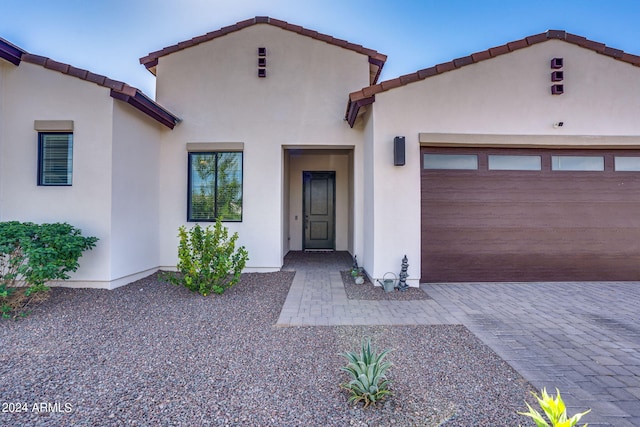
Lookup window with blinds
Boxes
[188,152,243,222]
[38,133,73,186]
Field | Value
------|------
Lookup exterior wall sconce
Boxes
[258,47,266,78]
[394,136,405,166]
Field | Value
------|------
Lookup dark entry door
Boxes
[303,171,335,250]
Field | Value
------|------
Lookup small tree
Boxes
[170,219,248,296]
[0,221,98,318]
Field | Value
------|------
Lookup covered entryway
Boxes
[421,147,640,282]
[282,148,355,257]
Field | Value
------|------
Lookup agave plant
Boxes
[339,337,393,408]
[519,387,591,427]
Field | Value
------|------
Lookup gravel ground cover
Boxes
[1,271,537,426]
[341,271,431,301]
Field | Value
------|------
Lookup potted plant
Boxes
[351,255,365,284]
[351,267,365,284]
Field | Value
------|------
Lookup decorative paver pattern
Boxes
[277,252,640,426]
[425,282,640,427]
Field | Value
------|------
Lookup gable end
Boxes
[346,30,640,127]
[139,16,387,85]
[0,37,180,129]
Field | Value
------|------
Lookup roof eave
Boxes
[110,89,180,129]
[345,95,375,128]
[2,37,180,130]
[0,37,26,65]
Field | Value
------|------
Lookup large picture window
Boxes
[38,132,73,186]
[188,152,243,221]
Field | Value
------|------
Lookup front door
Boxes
[303,171,335,250]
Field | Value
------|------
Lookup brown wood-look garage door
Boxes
[421,147,640,282]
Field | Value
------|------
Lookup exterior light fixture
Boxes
[394,136,405,166]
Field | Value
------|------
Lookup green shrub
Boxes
[170,219,248,296]
[0,221,98,318]
[519,387,590,427]
[340,337,393,408]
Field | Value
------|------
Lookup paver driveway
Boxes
[278,254,640,426]
[423,281,640,427]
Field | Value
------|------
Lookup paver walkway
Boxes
[277,252,640,427]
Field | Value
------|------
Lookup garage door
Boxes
[421,147,640,282]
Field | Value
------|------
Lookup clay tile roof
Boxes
[139,16,387,84]
[0,37,179,129]
[345,29,640,127]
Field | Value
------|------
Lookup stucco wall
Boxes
[154,24,371,271]
[366,40,640,284]
[110,101,164,287]
[0,61,114,283]
[361,108,376,275]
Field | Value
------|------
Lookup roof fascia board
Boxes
[0,37,25,65]
[110,89,179,129]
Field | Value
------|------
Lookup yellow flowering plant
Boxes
[519,387,590,427]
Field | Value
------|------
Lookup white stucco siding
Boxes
[110,101,164,287]
[367,40,640,284]
[0,61,113,283]
[154,24,371,271]
[360,108,376,276]
[364,107,421,286]
[376,40,640,137]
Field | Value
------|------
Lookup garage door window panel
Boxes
[552,156,604,171]
[424,154,478,170]
[614,156,640,171]
[488,155,541,171]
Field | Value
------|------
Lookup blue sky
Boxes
[2,0,639,97]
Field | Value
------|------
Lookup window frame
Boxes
[187,151,243,222]
[37,132,73,186]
